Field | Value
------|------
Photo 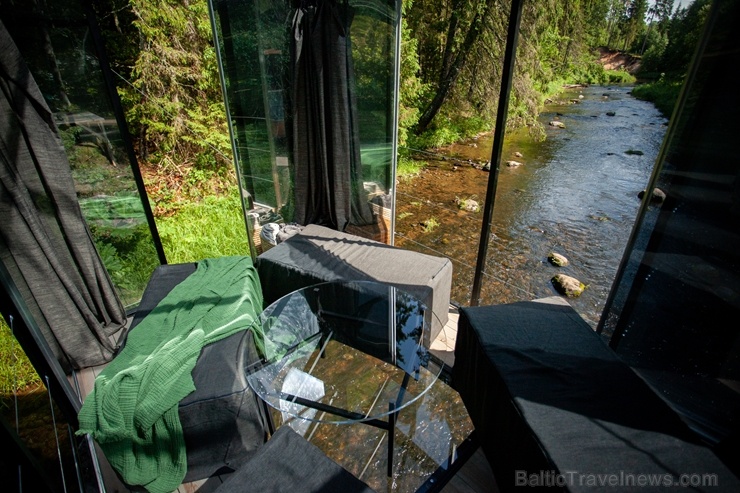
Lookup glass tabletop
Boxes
[245,280,447,425]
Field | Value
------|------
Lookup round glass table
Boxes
[244,280,448,476]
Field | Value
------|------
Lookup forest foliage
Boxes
[93,0,706,197]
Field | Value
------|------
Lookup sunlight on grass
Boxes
[422,216,439,233]
[0,318,41,394]
[157,189,250,263]
[397,156,424,180]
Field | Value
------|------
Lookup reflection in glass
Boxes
[599,0,740,452]
[1,0,160,307]
[208,0,399,249]
[246,280,440,424]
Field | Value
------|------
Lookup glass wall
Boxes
[1,2,164,490]
[599,0,740,468]
[208,0,399,250]
[0,0,162,308]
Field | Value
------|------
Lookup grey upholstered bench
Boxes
[255,224,453,346]
[452,297,739,492]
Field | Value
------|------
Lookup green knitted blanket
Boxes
[77,256,263,493]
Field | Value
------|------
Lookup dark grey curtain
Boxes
[290,0,373,230]
[0,21,126,371]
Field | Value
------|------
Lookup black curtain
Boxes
[290,0,373,230]
[0,21,126,371]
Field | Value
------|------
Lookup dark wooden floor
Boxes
[440,448,498,493]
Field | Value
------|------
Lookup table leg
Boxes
[388,400,396,477]
[387,371,410,477]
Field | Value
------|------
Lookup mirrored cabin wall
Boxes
[208,0,400,253]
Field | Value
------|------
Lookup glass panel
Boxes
[600,0,740,453]
[1,0,160,308]
[209,0,398,249]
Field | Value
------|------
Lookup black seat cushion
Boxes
[255,223,452,346]
[452,299,739,492]
[214,426,376,493]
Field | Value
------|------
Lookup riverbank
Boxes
[598,47,641,74]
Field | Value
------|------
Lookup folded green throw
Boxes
[77,256,263,493]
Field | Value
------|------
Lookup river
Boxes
[394,84,668,327]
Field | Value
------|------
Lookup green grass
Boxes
[0,318,42,394]
[396,155,425,180]
[631,78,683,118]
[157,189,250,263]
[0,188,250,393]
[422,216,440,233]
[602,69,636,84]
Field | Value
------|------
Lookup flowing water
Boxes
[395,85,669,327]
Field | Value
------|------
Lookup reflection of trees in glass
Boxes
[259,289,322,361]
[395,289,428,373]
[213,0,290,209]
[328,282,427,373]
[1,0,159,306]
[0,0,108,113]
[350,11,394,142]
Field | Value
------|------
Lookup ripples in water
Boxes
[395,85,668,327]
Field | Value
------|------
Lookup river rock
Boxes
[455,197,480,212]
[481,161,491,171]
[514,151,523,157]
[606,111,616,116]
[547,252,569,267]
[506,160,522,167]
[638,187,666,204]
[551,274,586,297]
[549,121,566,128]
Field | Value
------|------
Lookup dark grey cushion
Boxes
[452,298,739,492]
[127,263,269,482]
[214,426,376,493]
[256,223,452,346]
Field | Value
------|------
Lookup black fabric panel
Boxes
[214,426,376,493]
[453,300,740,492]
[290,2,373,230]
[127,262,269,482]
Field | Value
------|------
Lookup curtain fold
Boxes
[290,0,373,231]
[0,21,126,371]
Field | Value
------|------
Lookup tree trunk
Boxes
[415,0,494,134]
[439,0,463,82]
[35,0,71,108]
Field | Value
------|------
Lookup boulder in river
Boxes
[455,196,480,212]
[549,121,566,128]
[548,252,569,267]
[506,160,522,167]
[638,187,666,204]
[551,274,586,297]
